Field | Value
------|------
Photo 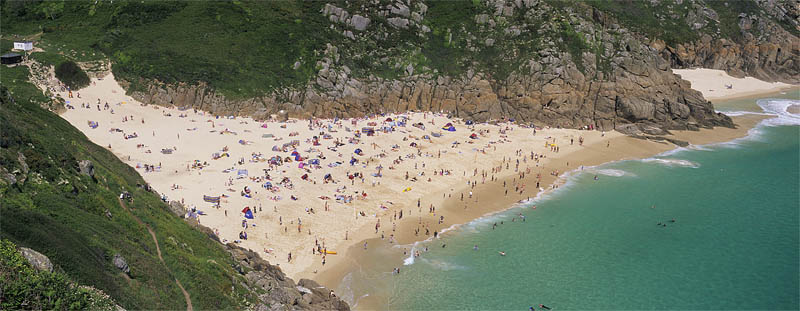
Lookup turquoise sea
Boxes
[346,92,799,310]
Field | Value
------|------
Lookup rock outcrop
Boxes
[225,244,349,311]
[112,254,130,275]
[126,0,740,133]
[650,0,800,84]
[19,247,54,273]
[78,160,95,178]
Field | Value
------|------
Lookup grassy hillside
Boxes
[1,239,116,310]
[0,65,258,309]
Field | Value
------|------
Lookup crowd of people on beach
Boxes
[60,80,606,282]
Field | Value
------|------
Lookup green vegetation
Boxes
[55,61,90,89]
[421,0,482,77]
[0,66,257,309]
[2,0,333,98]
[557,21,588,73]
[581,0,698,46]
[1,239,116,310]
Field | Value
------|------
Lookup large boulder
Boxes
[168,201,186,218]
[113,254,130,275]
[19,247,53,272]
[78,160,95,177]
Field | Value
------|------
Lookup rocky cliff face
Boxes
[124,0,800,132]
[652,0,799,83]
[225,244,350,311]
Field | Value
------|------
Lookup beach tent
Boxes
[470,133,478,139]
[354,148,363,155]
[442,123,456,131]
[385,117,393,122]
[203,195,221,203]
[237,169,248,176]
[466,120,474,125]
[272,145,280,151]
[309,159,320,165]
[242,207,254,219]
[409,142,418,147]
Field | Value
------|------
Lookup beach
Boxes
[54,73,641,279]
[673,68,795,101]
[49,69,794,307]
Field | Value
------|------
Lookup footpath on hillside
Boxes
[118,198,193,311]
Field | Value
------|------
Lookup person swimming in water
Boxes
[539,304,551,310]
[473,245,479,251]
[499,251,506,256]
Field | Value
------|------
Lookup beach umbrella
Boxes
[242,207,254,219]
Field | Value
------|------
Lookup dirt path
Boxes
[119,198,193,311]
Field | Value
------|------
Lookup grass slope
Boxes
[1,239,117,310]
[0,65,257,309]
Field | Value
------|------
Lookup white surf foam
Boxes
[592,168,633,177]
[421,258,467,271]
[705,98,799,148]
[757,99,800,127]
[640,158,700,168]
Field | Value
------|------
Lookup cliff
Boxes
[124,0,741,132]
[651,0,799,83]
[5,0,798,133]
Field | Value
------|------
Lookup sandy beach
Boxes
[48,68,793,307]
[55,73,641,279]
[673,68,795,101]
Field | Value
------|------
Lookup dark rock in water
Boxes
[113,254,130,275]
[79,160,95,177]
[19,247,53,272]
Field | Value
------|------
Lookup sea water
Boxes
[385,94,799,310]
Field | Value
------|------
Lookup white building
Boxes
[13,41,33,51]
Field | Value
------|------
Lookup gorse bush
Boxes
[55,61,90,90]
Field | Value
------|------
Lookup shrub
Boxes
[54,61,89,90]
[0,239,116,310]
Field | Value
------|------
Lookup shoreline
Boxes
[42,66,794,309]
[54,73,645,281]
[312,113,771,309]
[706,85,798,103]
[672,68,796,102]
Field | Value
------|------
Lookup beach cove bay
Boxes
[341,94,800,310]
